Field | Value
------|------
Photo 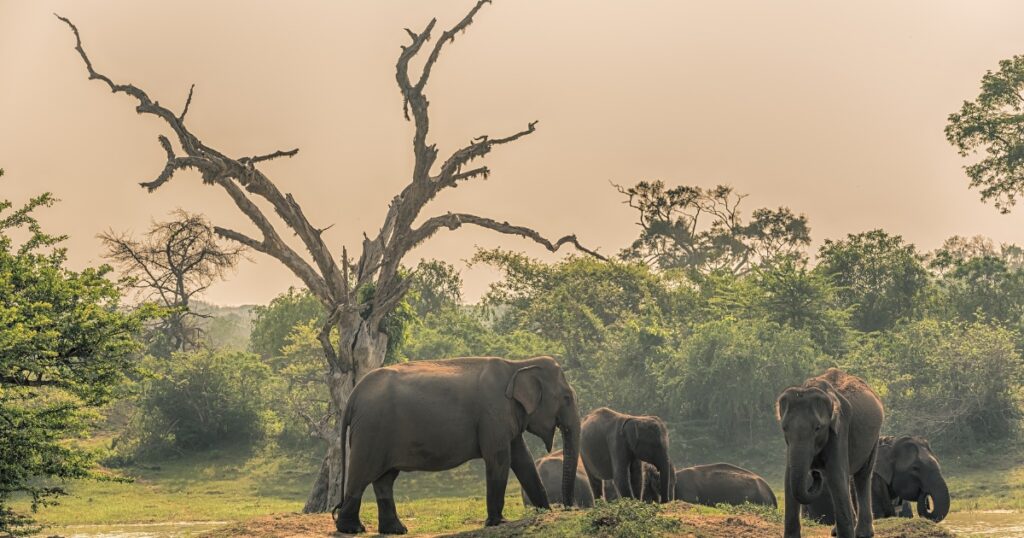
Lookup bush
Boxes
[658,318,822,442]
[127,350,278,455]
[845,319,1023,448]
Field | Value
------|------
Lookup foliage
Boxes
[817,230,929,332]
[946,55,1024,212]
[617,181,810,275]
[844,319,1023,448]
[0,179,148,534]
[101,211,243,356]
[407,260,463,317]
[657,318,822,442]
[126,350,277,455]
[249,288,324,360]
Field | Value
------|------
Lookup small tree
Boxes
[0,170,148,534]
[618,181,810,276]
[60,1,601,511]
[101,210,243,355]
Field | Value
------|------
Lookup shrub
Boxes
[845,319,1023,448]
[128,350,277,454]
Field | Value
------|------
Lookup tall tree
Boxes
[618,181,810,276]
[816,230,929,333]
[0,171,148,534]
[60,1,601,511]
[946,55,1024,212]
[101,210,243,355]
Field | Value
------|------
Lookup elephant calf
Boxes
[804,435,949,524]
[521,449,595,508]
[674,463,777,508]
[333,356,581,534]
[777,368,884,538]
[581,407,675,503]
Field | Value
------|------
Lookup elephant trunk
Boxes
[559,406,581,508]
[656,456,674,503]
[917,474,950,522]
[788,448,824,505]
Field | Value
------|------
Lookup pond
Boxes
[943,510,1024,537]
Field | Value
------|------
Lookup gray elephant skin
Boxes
[777,368,884,538]
[521,449,595,508]
[804,435,949,524]
[603,462,661,502]
[581,407,675,503]
[674,463,777,508]
[333,356,581,534]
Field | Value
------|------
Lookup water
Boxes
[944,510,1024,537]
[31,521,227,538]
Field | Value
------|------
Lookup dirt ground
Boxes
[198,504,953,538]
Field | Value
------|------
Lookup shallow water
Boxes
[943,510,1024,537]
[32,521,227,538]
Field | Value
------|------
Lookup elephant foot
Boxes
[485,517,508,527]
[335,519,366,534]
[377,519,408,535]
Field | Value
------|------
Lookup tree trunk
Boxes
[303,319,388,513]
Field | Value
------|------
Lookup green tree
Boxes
[946,56,1024,212]
[249,288,324,360]
[817,230,929,332]
[0,176,148,534]
[618,181,811,275]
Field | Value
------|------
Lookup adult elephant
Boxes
[777,368,884,538]
[581,407,674,503]
[674,463,777,508]
[603,463,661,502]
[804,435,949,524]
[332,356,581,534]
[521,449,595,508]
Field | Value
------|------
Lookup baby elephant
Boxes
[521,449,595,508]
[674,463,777,508]
[581,407,675,503]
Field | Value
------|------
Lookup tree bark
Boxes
[303,319,388,513]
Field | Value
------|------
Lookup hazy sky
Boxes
[2,1,1023,306]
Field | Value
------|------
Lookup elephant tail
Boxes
[331,402,354,522]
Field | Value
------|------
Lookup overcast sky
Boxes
[2,0,1023,305]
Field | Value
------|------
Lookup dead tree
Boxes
[101,210,244,354]
[59,0,603,512]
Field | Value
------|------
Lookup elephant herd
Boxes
[331,357,949,538]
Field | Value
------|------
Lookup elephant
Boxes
[521,449,595,508]
[674,463,777,508]
[332,356,581,534]
[777,368,884,538]
[603,463,661,502]
[581,407,675,503]
[803,435,949,524]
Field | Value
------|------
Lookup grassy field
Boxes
[10,440,1023,536]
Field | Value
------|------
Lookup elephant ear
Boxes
[620,419,640,451]
[506,365,542,415]
[893,438,920,471]
[874,437,896,485]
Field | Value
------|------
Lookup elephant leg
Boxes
[372,469,406,535]
[853,447,877,538]
[335,458,376,534]
[483,446,512,526]
[511,437,550,508]
[611,446,635,499]
[826,471,856,538]
[589,475,604,501]
[629,459,644,502]
[783,466,802,538]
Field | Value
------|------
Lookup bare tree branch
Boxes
[410,212,608,260]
